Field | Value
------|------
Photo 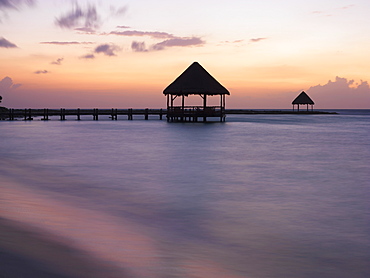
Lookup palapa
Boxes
[163,62,229,122]
[163,62,230,96]
[292,91,315,111]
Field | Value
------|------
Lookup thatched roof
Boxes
[292,91,315,105]
[163,62,230,96]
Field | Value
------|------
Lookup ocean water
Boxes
[0,110,369,278]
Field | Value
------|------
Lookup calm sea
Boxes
[1,110,369,278]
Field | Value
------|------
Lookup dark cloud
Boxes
[51,57,63,65]
[151,37,205,50]
[40,41,94,45]
[0,76,21,93]
[250,38,267,43]
[0,37,17,47]
[307,76,370,108]
[94,44,121,56]
[131,41,147,52]
[79,54,95,59]
[34,70,49,74]
[55,3,100,30]
[109,30,175,39]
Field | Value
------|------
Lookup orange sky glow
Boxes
[1,0,370,109]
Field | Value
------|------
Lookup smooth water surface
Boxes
[1,110,369,277]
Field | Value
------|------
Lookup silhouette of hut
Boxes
[292,91,315,112]
[163,62,230,122]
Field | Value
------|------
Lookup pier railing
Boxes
[167,106,223,116]
[166,106,226,122]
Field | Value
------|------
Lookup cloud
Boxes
[74,27,96,34]
[340,5,355,10]
[131,41,147,52]
[116,25,130,29]
[109,30,175,39]
[250,38,267,43]
[0,0,35,23]
[0,76,22,93]
[0,37,17,48]
[307,76,370,108]
[110,5,128,16]
[55,3,100,30]
[0,0,35,10]
[34,70,49,74]
[79,53,95,59]
[108,29,205,51]
[51,57,63,65]
[40,41,94,45]
[151,37,205,50]
[94,44,121,56]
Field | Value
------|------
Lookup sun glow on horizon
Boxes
[1,0,370,109]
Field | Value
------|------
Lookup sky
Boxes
[1,0,370,109]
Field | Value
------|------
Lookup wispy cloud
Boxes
[40,41,94,45]
[0,36,17,48]
[51,57,63,65]
[110,5,128,17]
[75,27,96,34]
[152,37,204,50]
[79,53,95,59]
[116,25,130,29]
[340,5,355,10]
[55,3,100,30]
[0,76,21,93]
[94,44,121,56]
[0,0,35,10]
[0,0,35,23]
[250,38,267,43]
[109,30,175,39]
[34,70,49,74]
[218,40,244,46]
[131,41,147,52]
[312,5,354,17]
[108,29,204,51]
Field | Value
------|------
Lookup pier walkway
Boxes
[0,108,336,121]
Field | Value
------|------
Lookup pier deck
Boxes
[0,108,336,121]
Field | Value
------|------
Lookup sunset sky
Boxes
[1,0,370,109]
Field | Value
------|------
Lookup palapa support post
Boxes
[145,108,149,120]
[111,108,118,120]
[203,94,207,122]
[60,108,66,120]
[9,108,14,121]
[42,108,49,120]
[25,108,33,120]
[93,108,99,120]
[159,108,163,120]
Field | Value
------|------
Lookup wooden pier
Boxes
[0,108,336,121]
[1,108,165,121]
